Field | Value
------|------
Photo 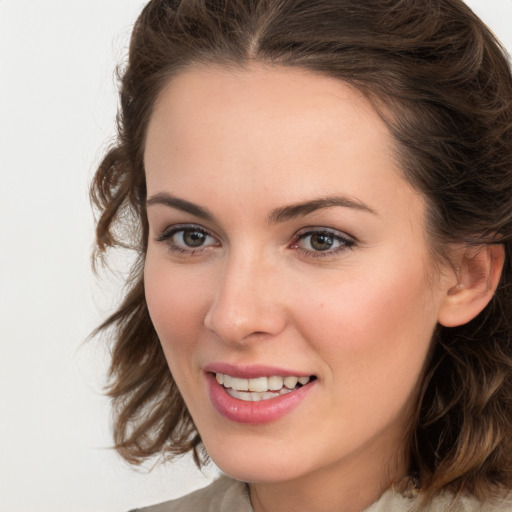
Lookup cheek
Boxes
[292,257,438,400]
[144,255,215,413]
[144,254,210,352]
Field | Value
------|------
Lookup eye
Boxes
[157,224,219,254]
[178,229,210,247]
[291,228,355,257]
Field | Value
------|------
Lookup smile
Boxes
[206,369,317,424]
[215,373,313,402]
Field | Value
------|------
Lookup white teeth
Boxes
[223,374,234,388]
[248,377,268,392]
[267,376,284,391]
[284,376,298,389]
[232,377,249,391]
[215,373,312,397]
[226,388,294,401]
[223,374,249,390]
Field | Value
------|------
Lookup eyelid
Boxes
[293,225,355,238]
[290,226,356,257]
[157,222,215,239]
[156,223,220,255]
[154,223,355,259]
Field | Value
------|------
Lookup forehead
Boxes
[150,63,376,128]
[144,64,424,232]
[146,65,392,178]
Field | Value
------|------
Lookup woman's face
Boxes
[144,65,451,487]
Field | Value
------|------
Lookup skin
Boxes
[143,64,460,512]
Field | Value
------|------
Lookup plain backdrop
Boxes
[0,1,511,511]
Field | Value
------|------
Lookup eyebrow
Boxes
[146,193,215,221]
[146,192,377,223]
[268,195,377,223]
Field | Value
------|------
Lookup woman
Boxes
[91,0,512,510]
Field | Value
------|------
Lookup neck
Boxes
[249,437,408,512]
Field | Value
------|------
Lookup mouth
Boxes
[205,367,317,424]
[213,372,316,402]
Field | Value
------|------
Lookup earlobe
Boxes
[438,244,505,328]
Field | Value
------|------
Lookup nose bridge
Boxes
[204,245,286,344]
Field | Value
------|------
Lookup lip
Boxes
[203,362,312,379]
[204,364,316,425]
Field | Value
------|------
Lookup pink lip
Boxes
[203,362,312,379]
[204,366,316,425]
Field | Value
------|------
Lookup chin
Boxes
[214,458,302,485]
[201,432,317,485]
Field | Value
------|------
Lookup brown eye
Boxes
[157,224,219,254]
[294,228,355,256]
[309,232,335,251]
[182,229,208,247]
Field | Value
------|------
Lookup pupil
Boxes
[184,230,206,247]
[311,233,333,251]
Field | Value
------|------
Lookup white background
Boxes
[0,1,511,511]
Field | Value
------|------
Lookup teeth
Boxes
[284,376,298,389]
[267,376,284,390]
[226,388,294,402]
[232,376,249,391]
[223,374,249,390]
[215,373,311,395]
[248,377,268,392]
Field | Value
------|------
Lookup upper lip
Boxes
[203,362,313,379]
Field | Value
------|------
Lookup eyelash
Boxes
[156,224,356,258]
[289,228,356,258]
[156,224,219,256]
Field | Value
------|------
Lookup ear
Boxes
[438,244,505,328]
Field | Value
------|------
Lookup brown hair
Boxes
[91,0,512,501]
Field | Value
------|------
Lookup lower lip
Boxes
[206,373,315,424]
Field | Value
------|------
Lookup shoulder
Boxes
[365,488,512,512]
[129,475,253,512]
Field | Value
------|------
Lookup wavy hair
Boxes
[91,0,512,501]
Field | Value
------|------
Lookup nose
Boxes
[204,251,287,346]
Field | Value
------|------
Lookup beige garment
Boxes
[131,475,512,512]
